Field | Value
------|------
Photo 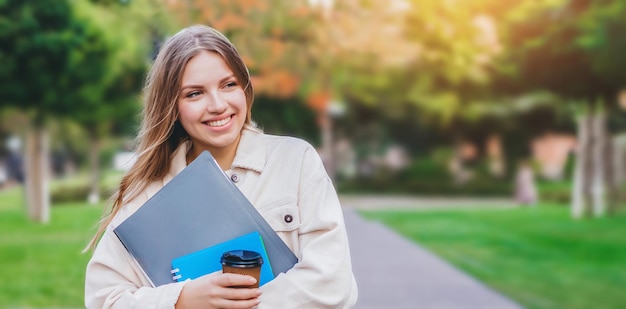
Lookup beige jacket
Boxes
[85,127,358,308]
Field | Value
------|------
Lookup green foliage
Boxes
[537,179,572,204]
[337,157,513,196]
[339,175,513,196]
[0,0,152,134]
[402,157,450,179]
[252,96,320,145]
[49,170,122,203]
[382,1,502,126]
[51,183,91,204]
[0,0,110,123]
[50,182,116,204]
[362,206,626,309]
[500,0,626,102]
[69,0,149,136]
[90,0,131,5]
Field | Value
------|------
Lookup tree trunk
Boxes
[572,113,592,219]
[589,112,607,217]
[319,113,336,182]
[25,125,50,223]
[612,134,626,207]
[486,134,505,178]
[87,131,101,204]
[604,135,616,215]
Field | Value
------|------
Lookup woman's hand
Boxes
[175,272,262,309]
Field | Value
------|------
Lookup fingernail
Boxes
[249,277,257,283]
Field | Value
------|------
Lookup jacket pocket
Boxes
[259,198,300,232]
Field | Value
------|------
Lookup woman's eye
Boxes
[224,81,238,89]
[186,91,201,98]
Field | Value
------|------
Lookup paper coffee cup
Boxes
[221,250,263,288]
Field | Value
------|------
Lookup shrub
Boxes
[50,178,118,205]
[51,184,92,204]
[537,180,571,204]
[338,158,513,196]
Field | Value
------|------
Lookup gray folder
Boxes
[114,150,298,286]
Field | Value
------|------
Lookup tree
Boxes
[69,0,156,204]
[332,1,512,180]
[497,0,626,217]
[0,0,112,222]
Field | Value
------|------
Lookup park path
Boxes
[340,195,524,309]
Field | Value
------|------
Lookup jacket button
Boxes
[230,173,239,183]
[284,214,293,223]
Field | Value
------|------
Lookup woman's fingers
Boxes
[212,297,261,309]
[214,273,258,289]
[211,286,260,300]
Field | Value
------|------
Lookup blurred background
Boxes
[1,0,625,308]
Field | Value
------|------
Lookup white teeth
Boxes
[207,116,231,127]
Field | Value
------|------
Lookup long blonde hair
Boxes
[86,25,254,250]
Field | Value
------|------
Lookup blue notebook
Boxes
[171,232,274,286]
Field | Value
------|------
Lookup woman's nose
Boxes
[205,91,227,113]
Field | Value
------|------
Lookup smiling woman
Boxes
[84,25,358,309]
[177,51,248,169]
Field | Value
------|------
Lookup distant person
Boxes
[6,151,24,184]
[51,151,65,177]
[515,160,538,205]
[5,135,24,185]
[0,158,7,189]
[84,25,357,309]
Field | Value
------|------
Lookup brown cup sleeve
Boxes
[222,265,262,288]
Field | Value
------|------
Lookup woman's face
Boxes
[177,50,247,156]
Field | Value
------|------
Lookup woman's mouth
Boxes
[205,115,232,127]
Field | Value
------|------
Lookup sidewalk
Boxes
[342,196,523,309]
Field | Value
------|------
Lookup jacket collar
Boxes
[231,125,266,173]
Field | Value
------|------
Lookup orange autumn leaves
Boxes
[166,0,306,99]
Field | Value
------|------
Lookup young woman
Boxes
[85,25,358,308]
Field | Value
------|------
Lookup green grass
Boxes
[0,187,103,308]
[361,205,626,309]
[0,184,24,211]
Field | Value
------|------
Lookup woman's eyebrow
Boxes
[180,84,203,92]
[220,74,236,82]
